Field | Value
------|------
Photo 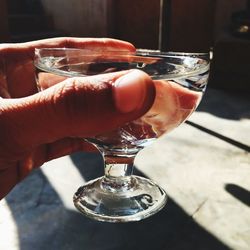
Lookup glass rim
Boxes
[34,47,210,58]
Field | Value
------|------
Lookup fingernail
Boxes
[113,70,148,113]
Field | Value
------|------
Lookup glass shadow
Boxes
[4,152,230,250]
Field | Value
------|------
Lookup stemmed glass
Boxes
[34,48,210,222]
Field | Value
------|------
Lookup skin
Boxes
[0,37,155,199]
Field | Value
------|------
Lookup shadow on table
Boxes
[225,184,250,207]
[196,87,250,120]
[5,152,230,250]
[185,87,250,153]
[185,120,250,152]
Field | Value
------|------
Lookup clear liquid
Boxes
[35,55,208,156]
[87,79,203,156]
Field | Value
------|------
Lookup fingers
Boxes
[0,138,96,200]
[0,37,136,98]
[46,37,136,52]
[15,138,96,178]
[0,167,19,200]
[0,37,136,99]
[34,138,97,168]
[0,70,155,150]
[0,37,135,58]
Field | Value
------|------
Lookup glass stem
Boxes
[101,152,136,192]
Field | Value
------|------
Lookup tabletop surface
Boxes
[0,87,249,250]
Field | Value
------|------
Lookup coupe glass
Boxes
[34,48,210,222]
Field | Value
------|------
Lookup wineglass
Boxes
[34,48,210,222]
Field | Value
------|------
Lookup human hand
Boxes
[0,37,155,199]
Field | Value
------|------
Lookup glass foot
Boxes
[73,176,167,222]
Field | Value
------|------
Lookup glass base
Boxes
[73,176,167,222]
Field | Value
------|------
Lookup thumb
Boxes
[1,70,155,148]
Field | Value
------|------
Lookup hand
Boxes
[0,37,155,199]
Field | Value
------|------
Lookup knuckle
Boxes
[52,77,112,122]
[52,78,87,119]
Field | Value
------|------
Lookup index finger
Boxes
[0,37,135,58]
